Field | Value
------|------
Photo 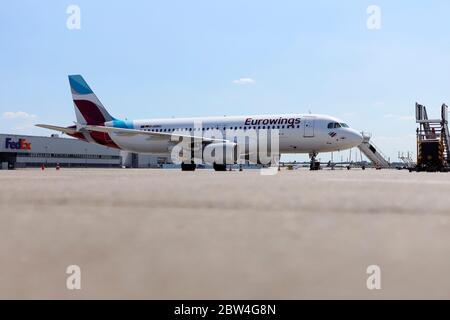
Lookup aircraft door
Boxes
[303,117,315,137]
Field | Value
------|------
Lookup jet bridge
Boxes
[414,103,450,172]
[357,133,390,168]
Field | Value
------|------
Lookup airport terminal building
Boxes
[0,133,172,170]
[0,133,122,169]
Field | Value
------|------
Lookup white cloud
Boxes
[233,78,255,85]
[384,113,414,121]
[2,111,37,119]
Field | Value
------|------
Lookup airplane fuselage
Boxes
[103,113,363,155]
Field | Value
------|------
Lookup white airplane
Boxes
[37,75,363,171]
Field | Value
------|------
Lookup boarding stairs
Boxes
[357,133,390,168]
[415,103,450,170]
[441,104,450,162]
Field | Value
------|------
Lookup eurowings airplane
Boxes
[36,75,363,171]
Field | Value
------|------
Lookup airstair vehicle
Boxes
[358,133,390,169]
[414,103,450,172]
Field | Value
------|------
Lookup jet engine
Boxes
[202,142,240,165]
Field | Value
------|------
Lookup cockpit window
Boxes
[328,122,344,129]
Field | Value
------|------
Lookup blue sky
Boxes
[1,1,450,161]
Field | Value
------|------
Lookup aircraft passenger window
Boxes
[282,126,285,129]
[258,126,261,129]
[262,126,266,129]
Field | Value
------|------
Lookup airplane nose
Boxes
[349,130,363,146]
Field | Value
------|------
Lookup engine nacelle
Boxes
[203,142,240,165]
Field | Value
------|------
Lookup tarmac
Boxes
[1,168,450,299]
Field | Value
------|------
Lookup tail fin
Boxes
[69,75,115,125]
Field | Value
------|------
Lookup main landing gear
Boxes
[309,152,320,171]
[181,162,197,171]
[181,162,229,171]
[213,162,227,171]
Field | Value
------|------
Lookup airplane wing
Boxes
[85,125,228,143]
[36,124,228,143]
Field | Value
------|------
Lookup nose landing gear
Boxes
[309,152,321,171]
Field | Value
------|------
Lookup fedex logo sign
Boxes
[5,138,32,150]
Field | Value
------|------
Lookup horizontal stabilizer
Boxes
[35,124,78,135]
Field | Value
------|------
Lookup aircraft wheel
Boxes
[213,163,227,171]
[181,162,196,171]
